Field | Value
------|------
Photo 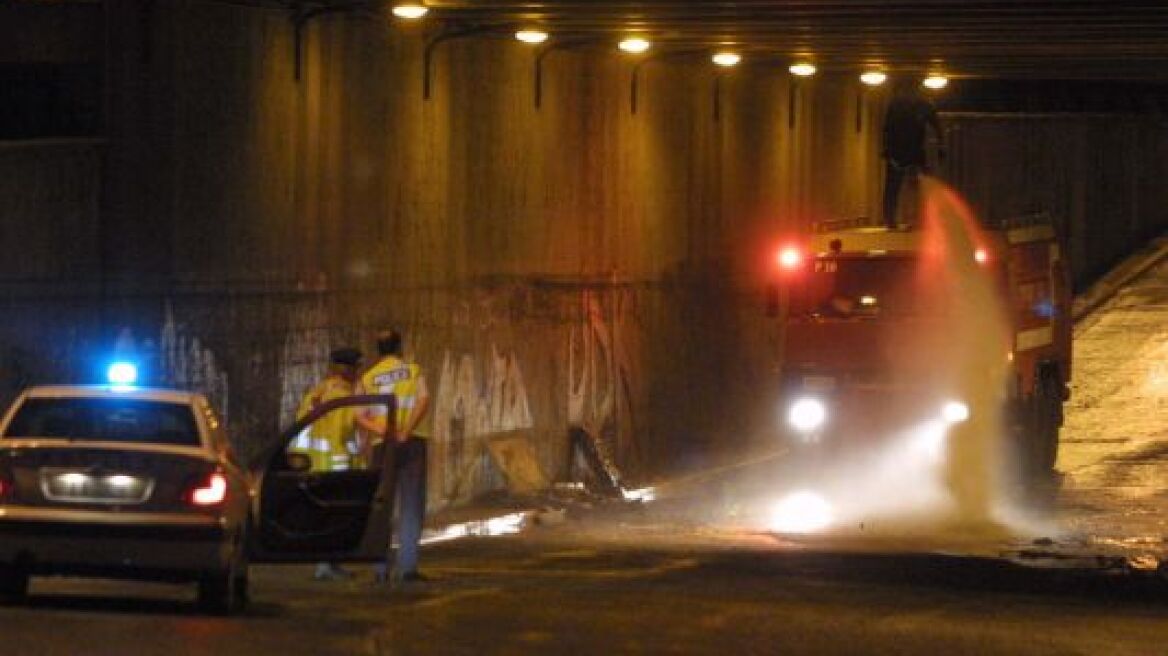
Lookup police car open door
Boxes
[250,395,398,563]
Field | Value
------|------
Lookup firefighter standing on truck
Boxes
[356,329,431,587]
[290,346,363,581]
[881,78,944,230]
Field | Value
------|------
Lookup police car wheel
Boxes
[233,570,250,608]
[198,528,249,614]
[0,565,30,601]
[232,550,251,609]
[197,570,233,614]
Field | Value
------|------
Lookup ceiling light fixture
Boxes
[515,29,549,45]
[860,71,887,86]
[712,52,741,67]
[922,75,949,90]
[618,37,651,54]
[789,62,817,77]
[391,3,429,20]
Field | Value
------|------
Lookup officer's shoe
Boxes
[313,563,353,581]
[391,570,429,587]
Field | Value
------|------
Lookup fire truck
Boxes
[767,214,1072,480]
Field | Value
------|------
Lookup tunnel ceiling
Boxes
[410,1,1168,81]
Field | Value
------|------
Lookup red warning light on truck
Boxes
[777,246,803,270]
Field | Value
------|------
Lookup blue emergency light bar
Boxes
[107,362,139,386]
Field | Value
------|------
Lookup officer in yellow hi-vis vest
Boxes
[291,347,363,473]
[356,329,431,586]
[290,346,364,581]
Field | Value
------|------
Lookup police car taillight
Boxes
[0,474,11,501]
[188,472,228,506]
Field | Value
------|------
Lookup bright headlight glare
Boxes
[772,491,833,534]
[941,401,970,424]
[788,398,827,432]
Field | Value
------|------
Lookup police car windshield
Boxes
[3,398,201,447]
[791,256,948,318]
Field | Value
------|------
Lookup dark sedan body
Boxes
[0,386,251,612]
[0,386,400,614]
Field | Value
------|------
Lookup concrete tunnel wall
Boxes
[943,114,1168,285]
[94,3,886,507]
[1,3,1167,508]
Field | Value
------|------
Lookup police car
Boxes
[0,363,400,613]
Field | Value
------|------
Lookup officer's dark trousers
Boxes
[878,159,925,228]
[393,437,427,575]
[883,161,910,229]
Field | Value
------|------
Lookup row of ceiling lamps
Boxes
[390,3,950,90]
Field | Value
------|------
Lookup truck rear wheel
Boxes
[1029,373,1063,477]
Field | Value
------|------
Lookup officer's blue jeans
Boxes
[393,437,427,574]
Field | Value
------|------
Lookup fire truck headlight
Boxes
[941,400,970,424]
[772,490,833,534]
[788,398,827,432]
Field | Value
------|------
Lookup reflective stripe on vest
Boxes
[290,430,347,472]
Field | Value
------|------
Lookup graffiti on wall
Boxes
[431,346,533,504]
[113,304,230,417]
[158,305,230,417]
[277,300,331,426]
[568,289,642,473]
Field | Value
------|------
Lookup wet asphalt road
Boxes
[3,257,1167,655]
[1,510,1167,656]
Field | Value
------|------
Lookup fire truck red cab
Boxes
[769,215,1071,478]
